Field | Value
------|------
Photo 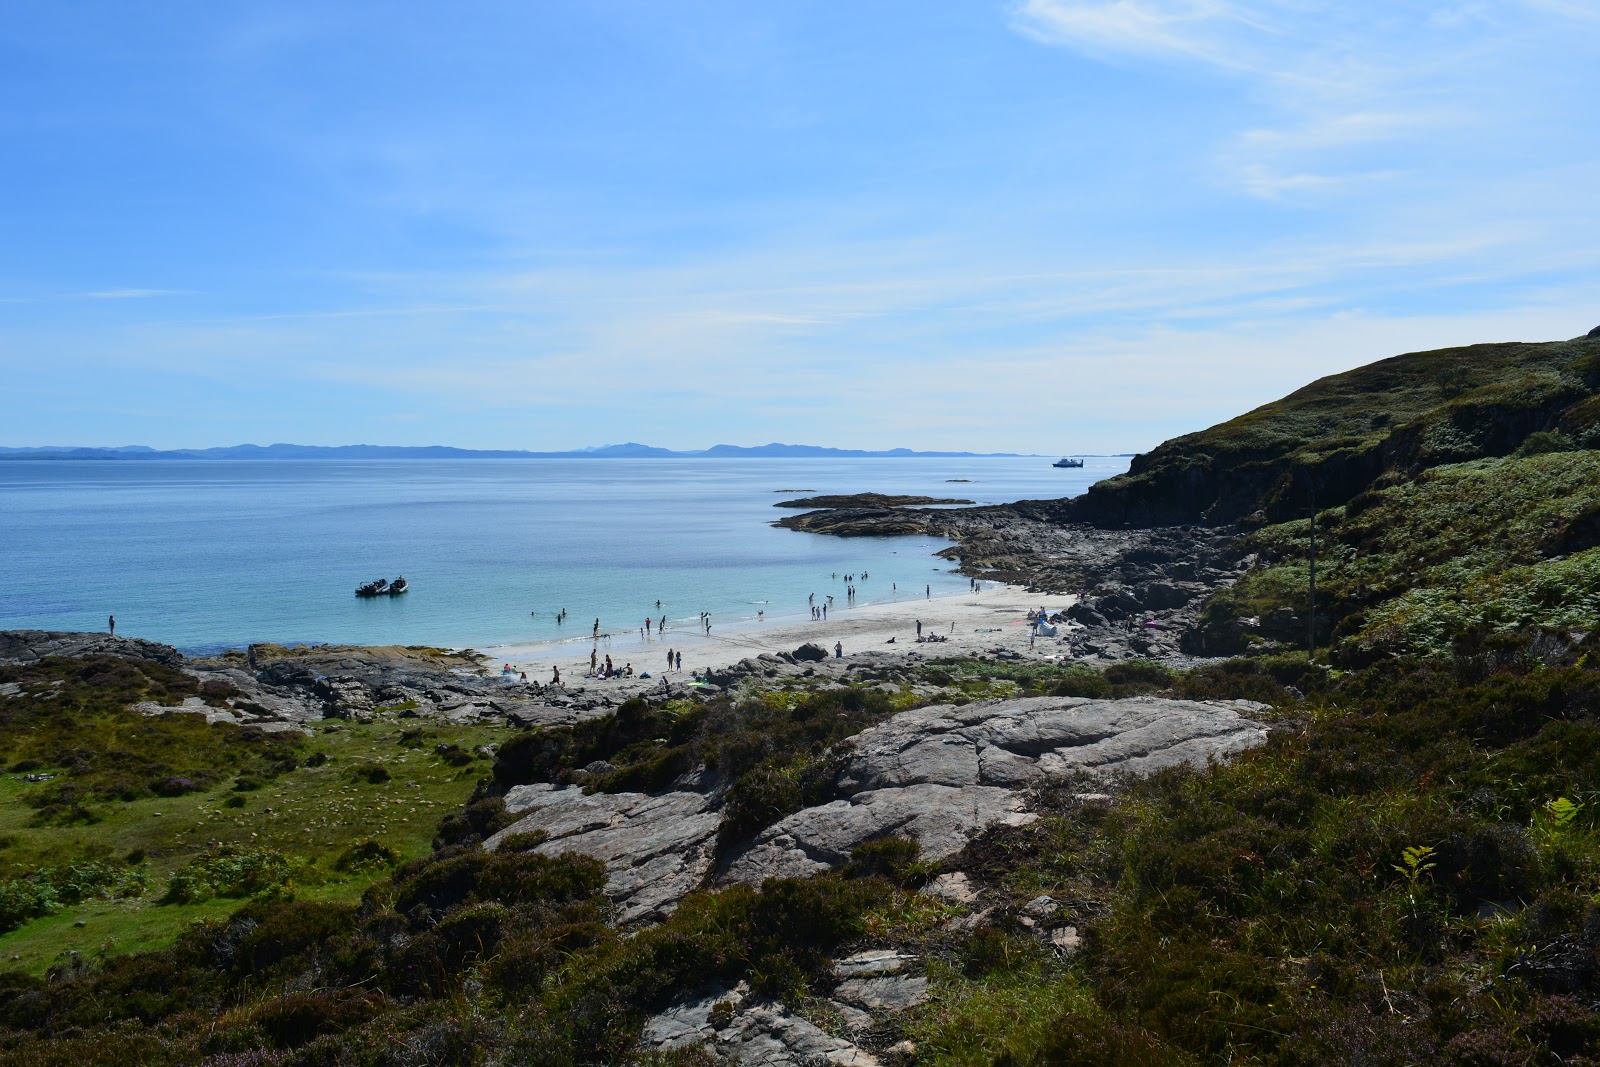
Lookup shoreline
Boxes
[481,582,1080,684]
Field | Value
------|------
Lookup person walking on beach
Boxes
[551,665,561,685]
[108,615,115,636]
[822,604,827,620]
[646,618,652,636]
[916,619,922,637]
[667,648,674,670]
[926,584,931,599]
[590,649,598,671]
[675,650,683,670]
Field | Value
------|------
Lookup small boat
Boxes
[388,576,409,596]
[1052,457,1084,468]
[355,578,390,597]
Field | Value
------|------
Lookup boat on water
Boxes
[1052,457,1084,468]
[356,576,409,597]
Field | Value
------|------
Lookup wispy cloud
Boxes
[1011,0,1260,69]
[81,288,193,300]
[1011,0,1590,201]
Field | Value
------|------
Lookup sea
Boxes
[0,456,1128,655]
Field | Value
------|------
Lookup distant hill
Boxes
[1064,334,1600,527]
[0,442,1036,461]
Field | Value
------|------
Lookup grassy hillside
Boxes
[4,652,1600,1065]
[1190,449,1600,662]
[1067,336,1600,527]
[0,656,505,974]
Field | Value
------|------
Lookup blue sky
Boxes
[2,1,1597,452]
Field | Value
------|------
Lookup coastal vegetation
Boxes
[1069,335,1600,527]
[5,640,1599,1064]
[0,656,504,973]
[5,335,1600,1062]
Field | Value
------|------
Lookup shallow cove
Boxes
[0,455,1127,651]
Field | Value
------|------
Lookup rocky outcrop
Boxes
[485,784,720,924]
[641,983,880,1066]
[774,493,973,509]
[641,950,931,1065]
[722,695,1267,884]
[772,507,1250,659]
[480,695,1268,924]
[0,630,185,668]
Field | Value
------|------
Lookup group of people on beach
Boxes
[587,650,636,679]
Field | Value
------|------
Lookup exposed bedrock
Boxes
[487,695,1269,923]
[486,785,722,925]
[0,630,186,669]
[721,695,1268,884]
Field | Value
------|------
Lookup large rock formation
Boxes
[487,695,1269,924]
[722,695,1267,883]
[0,630,185,668]
[485,785,721,924]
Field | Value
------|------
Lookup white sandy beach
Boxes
[481,583,1082,690]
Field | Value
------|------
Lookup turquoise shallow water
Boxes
[0,456,1127,653]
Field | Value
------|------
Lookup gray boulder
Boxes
[486,785,719,924]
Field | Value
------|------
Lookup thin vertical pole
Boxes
[1308,486,1317,664]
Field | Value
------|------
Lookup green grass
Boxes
[0,687,506,974]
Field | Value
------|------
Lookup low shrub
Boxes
[161,845,294,904]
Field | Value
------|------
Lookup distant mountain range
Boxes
[0,442,1063,461]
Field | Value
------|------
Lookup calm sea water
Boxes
[0,457,1127,653]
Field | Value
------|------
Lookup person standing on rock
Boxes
[834,641,843,658]
[108,615,115,636]
[552,665,561,685]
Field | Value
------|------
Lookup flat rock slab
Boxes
[723,782,1035,883]
[487,784,718,924]
[724,695,1265,885]
[834,974,930,1013]
[837,695,1269,791]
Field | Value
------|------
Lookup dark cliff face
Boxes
[1063,337,1600,528]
